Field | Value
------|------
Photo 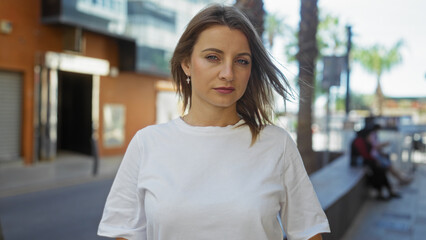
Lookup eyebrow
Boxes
[201,48,252,59]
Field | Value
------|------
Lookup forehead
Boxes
[194,25,251,52]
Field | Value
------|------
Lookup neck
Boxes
[183,105,240,127]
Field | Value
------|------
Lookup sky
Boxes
[262,0,426,98]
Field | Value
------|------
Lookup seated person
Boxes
[351,127,400,200]
[367,124,412,185]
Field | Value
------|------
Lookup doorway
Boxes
[57,71,92,155]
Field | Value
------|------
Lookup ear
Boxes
[180,58,191,76]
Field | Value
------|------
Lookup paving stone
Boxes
[415,215,426,224]
[343,163,426,240]
[382,212,412,220]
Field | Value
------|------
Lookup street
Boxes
[0,178,114,240]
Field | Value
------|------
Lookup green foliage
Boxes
[317,13,347,57]
[280,11,347,98]
[265,13,284,48]
[264,12,295,52]
[336,93,374,111]
[352,40,404,80]
[283,11,347,63]
[352,40,404,115]
[284,30,298,62]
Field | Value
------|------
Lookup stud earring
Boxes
[186,76,191,84]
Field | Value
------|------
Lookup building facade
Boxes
[0,0,217,165]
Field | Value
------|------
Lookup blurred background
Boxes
[0,0,425,239]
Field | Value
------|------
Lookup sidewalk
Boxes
[342,161,426,240]
[1,151,424,239]
[0,152,122,198]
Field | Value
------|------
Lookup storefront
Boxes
[34,52,109,160]
[0,0,161,165]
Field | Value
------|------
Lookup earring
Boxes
[186,76,191,84]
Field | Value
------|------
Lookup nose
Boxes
[219,62,234,82]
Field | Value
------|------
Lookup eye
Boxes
[236,59,250,65]
[206,55,219,62]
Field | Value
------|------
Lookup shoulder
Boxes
[256,125,298,155]
[261,124,300,157]
[260,124,294,144]
[134,119,179,141]
[140,119,178,133]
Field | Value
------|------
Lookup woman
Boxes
[351,127,395,200]
[98,5,330,240]
[368,124,412,185]
[351,126,403,200]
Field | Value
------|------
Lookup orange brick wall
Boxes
[0,0,159,163]
[0,0,63,164]
[99,73,158,156]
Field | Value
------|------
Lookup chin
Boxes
[212,102,238,108]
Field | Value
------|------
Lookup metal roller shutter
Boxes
[0,71,22,162]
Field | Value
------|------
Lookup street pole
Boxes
[91,136,99,176]
[345,25,352,116]
[343,26,353,156]
[323,87,331,167]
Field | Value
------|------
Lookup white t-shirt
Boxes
[98,118,330,240]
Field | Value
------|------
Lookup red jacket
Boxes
[352,137,376,163]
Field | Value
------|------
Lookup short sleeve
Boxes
[279,136,330,240]
[98,132,147,239]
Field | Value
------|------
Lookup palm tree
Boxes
[284,12,347,97]
[265,13,292,49]
[265,13,283,49]
[315,13,347,99]
[284,12,347,61]
[234,0,265,37]
[352,40,403,115]
[317,13,347,57]
[296,0,319,174]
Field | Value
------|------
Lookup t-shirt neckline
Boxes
[173,117,245,135]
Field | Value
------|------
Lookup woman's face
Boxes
[181,25,252,112]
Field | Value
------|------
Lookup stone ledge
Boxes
[310,155,368,240]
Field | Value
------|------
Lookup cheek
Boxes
[239,70,251,89]
[235,75,250,100]
[190,58,209,78]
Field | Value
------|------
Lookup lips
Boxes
[214,87,235,94]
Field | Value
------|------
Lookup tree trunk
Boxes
[234,0,265,37]
[374,78,384,116]
[296,0,319,174]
